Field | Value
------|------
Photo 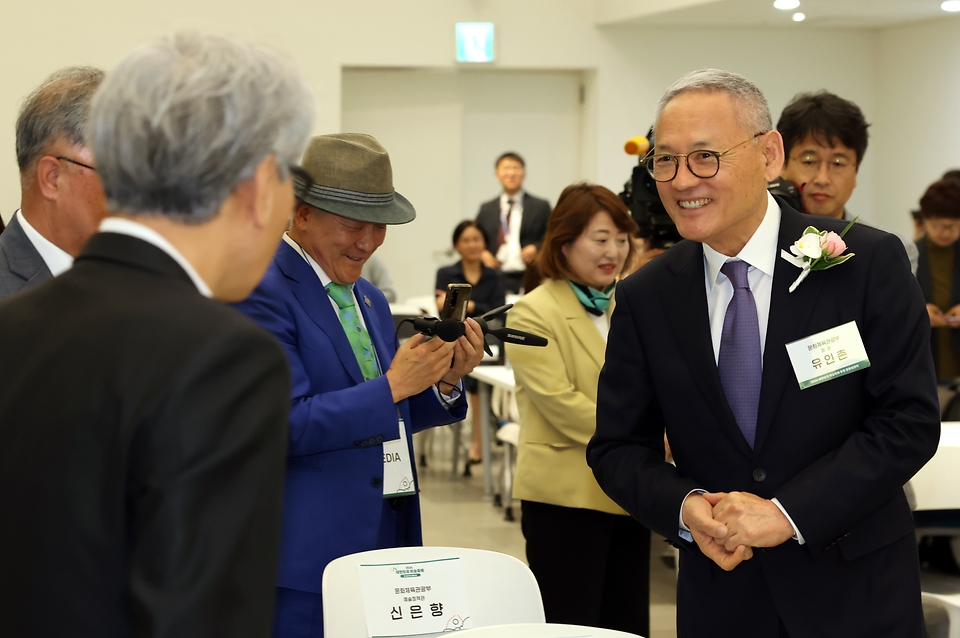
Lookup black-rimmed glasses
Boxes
[56,156,96,172]
[643,132,766,183]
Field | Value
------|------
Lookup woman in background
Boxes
[436,220,505,469]
[505,183,649,635]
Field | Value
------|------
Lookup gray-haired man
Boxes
[0,67,107,301]
[0,33,314,637]
[588,69,938,636]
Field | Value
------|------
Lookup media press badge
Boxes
[383,417,416,498]
[785,320,870,389]
[358,556,473,637]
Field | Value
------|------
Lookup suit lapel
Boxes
[753,206,827,453]
[549,280,606,370]
[659,242,753,458]
[275,242,365,386]
[1,215,52,286]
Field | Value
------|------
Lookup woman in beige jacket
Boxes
[505,183,650,635]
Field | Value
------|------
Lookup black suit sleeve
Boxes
[520,196,551,250]
[588,281,701,543]
[475,202,500,252]
[127,327,290,638]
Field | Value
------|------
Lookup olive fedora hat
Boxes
[293,133,415,224]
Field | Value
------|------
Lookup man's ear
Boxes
[248,156,279,229]
[291,201,314,230]
[34,156,62,202]
[762,130,785,182]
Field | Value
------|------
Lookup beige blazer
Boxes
[505,278,626,515]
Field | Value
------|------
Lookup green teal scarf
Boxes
[569,280,615,316]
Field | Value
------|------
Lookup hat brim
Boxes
[297,187,416,225]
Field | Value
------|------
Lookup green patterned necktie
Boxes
[325,282,379,381]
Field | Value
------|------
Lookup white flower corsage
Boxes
[780,217,857,293]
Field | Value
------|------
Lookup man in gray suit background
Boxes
[0,66,107,301]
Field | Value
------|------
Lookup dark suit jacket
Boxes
[233,242,466,599]
[0,212,52,301]
[0,232,290,638]
[914,236,960,377]
[588,204,940,636]
[475,192,551,256]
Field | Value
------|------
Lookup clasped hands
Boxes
[682,491,796,571]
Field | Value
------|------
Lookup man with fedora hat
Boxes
[235,133,485,638]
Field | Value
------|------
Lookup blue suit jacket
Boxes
[234,241,465,593]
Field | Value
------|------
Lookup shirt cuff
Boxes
[678,488,707,539]
[771,497,805,545]
[433,379,463,403]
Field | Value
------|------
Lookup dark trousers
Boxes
[521,500,650,636]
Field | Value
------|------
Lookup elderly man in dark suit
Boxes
[0,66,107,301]
[587,69,940,637]
[475,152,551,293]
[0,33,314,638]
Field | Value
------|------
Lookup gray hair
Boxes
[653,69,772,136]
[16,66,105,174]
[89,32,315,223]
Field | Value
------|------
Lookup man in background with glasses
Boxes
[0,67,108,301]
[589,68,938,637]
[777,90,918,274]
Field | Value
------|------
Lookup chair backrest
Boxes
[322,546,544,638]
[491,385,521,424]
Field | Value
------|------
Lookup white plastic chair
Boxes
[321,546,544,638]
[491,385,521,521]
[923,591,960,638]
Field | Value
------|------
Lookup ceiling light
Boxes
[774,0,800,10]
[943,1,960,11]
[793,12,806,21]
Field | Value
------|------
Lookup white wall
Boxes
[596,24,878,224]
[342,68,583,302]
[0,1,956,249]
[875,15,960,237]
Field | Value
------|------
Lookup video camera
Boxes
[620,129,682,250]
[620,129,807,250]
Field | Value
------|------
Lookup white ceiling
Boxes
[600,0,955,29]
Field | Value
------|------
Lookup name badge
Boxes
[785,320,870,389]
[358,557,473,637]
[383,417,416,498]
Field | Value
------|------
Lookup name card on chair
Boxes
[358,556,474,636]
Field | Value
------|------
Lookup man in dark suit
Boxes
[475,152,551,293]
[0,33,315,638]
[234,133,485,638]
[0,66,108,301]
[587,69,940,636]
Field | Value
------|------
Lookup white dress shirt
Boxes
[16,209,73,276]
[98,217,212,297]
[496,191,526,273]
[679,192,805,544]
